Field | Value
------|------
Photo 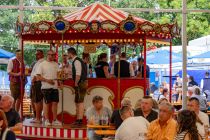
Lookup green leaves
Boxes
[0,0,209,66]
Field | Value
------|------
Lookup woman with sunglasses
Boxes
[0,109,16,140]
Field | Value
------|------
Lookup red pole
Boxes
[20,37,24,120]
[56,44,59,62]
[169,40,172,102]
[143,36,147,95]
[50,43,52,50]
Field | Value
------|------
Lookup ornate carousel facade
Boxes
[15,2,179,139]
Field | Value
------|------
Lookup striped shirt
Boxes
[174,131,188,140]
[175,131,204,140]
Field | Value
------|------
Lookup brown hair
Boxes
[162,88,168,94]
[99,53,107,60]
[119,106,132,116]
[120,52,126,58]
[15,49,21,53]
[194,87,201,95]
[67,47,77,55]
[152,99,159,110]
[92,95,103,103]
[177,110,200,140]
[0,109,8,132]
[82,53,90,59]
[158,98,168,104]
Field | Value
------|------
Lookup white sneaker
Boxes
[52,119,62,126]
[44,119,51,126]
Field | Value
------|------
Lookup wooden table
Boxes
[87,125,115,129]
[95,130,116,136]
[173,102,210,105]
[14,131,22,135]
[172,102,182,106]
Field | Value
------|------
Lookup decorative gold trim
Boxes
[87,86,115,110]
[122,86,144,98]
[153,24,161,33]
[161,24,170,34]
[90,21,100,33]
[71,21,88,32]
[23,23,31,32]
[101,21,118,31]
[147,39,170,45]
[140,22,154,33]
[171,22,180,37]
[83,44,98,53]
[120,15,137,34]
[37,21,51,32]
[52,15,70,33]
[29,23,37,34]
[16,20,23,35]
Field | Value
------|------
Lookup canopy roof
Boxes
[129,49,182,64]
[0,48,15,59]
[64,2,147,23]
[0,48,15,64]
[16,2,180,45]
[190,51,210,59]
[147,49,182,64]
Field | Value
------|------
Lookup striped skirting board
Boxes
[22,125,87,139]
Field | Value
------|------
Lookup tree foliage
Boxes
[0,0,209,66]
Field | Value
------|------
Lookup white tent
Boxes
[189,35,210,47]
[0,58,11,64]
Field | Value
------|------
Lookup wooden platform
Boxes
[18,119,87,140]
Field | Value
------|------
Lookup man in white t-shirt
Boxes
[36,50,61,126]
[187,97,209,138]
[115,106,149,140]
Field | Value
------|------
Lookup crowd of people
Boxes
[85,95,209,140]
[95,52,150,78]
[5,48,150,124]
[152,73,210,107]
[1,48,210,140]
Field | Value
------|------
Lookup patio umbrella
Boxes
[128,50,182,65]
[0,48,15,64]
[190,51,210,59]
[146,50,182,64]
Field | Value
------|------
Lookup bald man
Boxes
[0,94,22,131]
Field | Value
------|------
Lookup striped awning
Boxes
[64,2,147,23]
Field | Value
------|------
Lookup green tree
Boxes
[0,0,209,67]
